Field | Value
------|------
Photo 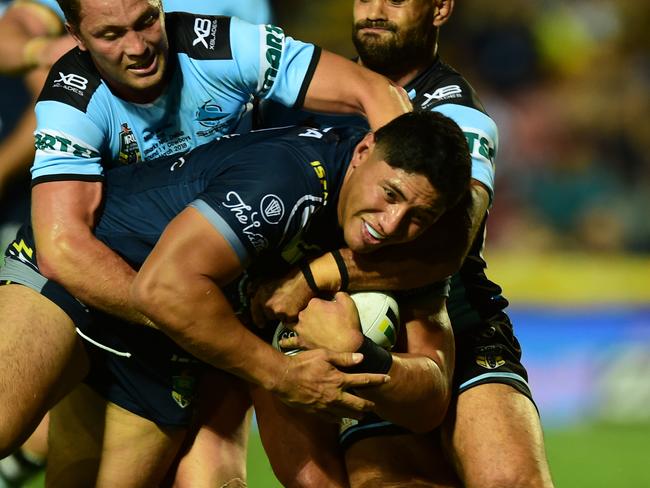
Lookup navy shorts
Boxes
[0,225,204,427]
[339,312,533,449]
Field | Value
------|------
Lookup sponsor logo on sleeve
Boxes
[463,128,496,166]
[34,130,100,158]
[53,72,89,97]
[420,85,463,109]
[258,25,285,97]
[193,17,218,50]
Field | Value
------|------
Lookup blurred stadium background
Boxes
[1,0,647,486]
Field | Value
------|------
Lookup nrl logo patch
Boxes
[118,123,141,164]
[171,372,196,409]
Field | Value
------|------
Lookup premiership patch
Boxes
[118,123,141,164]
[171,371,196,409]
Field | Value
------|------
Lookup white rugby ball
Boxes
[271,291,400,354]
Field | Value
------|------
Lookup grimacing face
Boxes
[70,0,168,103]
[352,0,437,75]
[338,134,444,254]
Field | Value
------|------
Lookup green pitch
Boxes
[24,422,650,487]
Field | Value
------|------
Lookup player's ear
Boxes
[350,132,375,169]
[433,0,454,27]
[65,22,87,51]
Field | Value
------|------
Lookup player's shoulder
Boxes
[410,59,487,114]
[165,12,234,61]
[37,48,103,113]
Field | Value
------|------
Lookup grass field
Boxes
[23,422,650,487]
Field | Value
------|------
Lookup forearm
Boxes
[356,353,452,432]
[131,266,285,390]
[303,50,411,131]
[37,229,154,326]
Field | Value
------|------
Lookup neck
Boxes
[358,43,439,88]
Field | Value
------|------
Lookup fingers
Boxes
[342,372,390,389]
[278,335,302,350]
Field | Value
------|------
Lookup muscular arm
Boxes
[0,1,65,74]
[303,50,411,131]
[32,180,155,326]
[130,207,390,418]
[284,292,455,432]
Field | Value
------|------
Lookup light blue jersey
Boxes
[27,0,272,24]
[32,14,319,184]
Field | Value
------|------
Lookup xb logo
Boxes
[54,72,88,90]
[193,18,212,48]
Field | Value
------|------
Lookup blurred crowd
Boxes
[0,0,648,254]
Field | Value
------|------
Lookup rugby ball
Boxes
[272,291,400,354]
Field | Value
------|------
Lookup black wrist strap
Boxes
[299,261,321,295]
[343,336,393,375]
[331,249,349,292]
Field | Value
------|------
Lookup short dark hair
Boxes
[57,0,162,29]
[56,0,82,27]
[374,111,471,210]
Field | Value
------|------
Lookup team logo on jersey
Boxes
[260,194,284,224]
[193,17,218,50]
[420,85,462,109]
[118,123,141,164]
[196,101,227,126]
[53,72,89,96]
[259,25,285,97]
[475,345,506,370]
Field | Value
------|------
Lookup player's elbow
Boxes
[36,232,79,282]
[131,269,177,329]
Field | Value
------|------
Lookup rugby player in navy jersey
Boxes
[1,111,470,485]
[252,1,555,487]
[0,0,416,484]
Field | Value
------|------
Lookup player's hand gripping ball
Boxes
[272,291,400,354]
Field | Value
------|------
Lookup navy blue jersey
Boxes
[257,58,508,331]
[94,125,363,274]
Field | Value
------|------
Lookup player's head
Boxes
[338,111,470,253]
[59,0,168,103]
[352,0,454,75]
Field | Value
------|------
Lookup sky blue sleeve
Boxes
[431,104,498,201]
[228,17,317,108]
[31,100,105,182]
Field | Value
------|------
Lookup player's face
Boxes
[339,136,444,254]
[71,0,168,103]
[352,0,437,74]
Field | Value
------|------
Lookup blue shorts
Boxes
[339,312,533,449]
[0,225,205,427]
